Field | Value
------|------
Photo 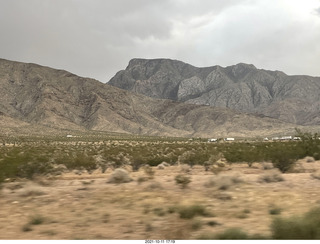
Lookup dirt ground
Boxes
[1,159,320,240]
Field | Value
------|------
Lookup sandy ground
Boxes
[1,159,320,240]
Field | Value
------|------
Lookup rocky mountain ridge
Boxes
[109,58,320,125]
[0,58,306,138]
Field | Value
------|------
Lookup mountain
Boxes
[109,58,320,125]
[0,58,311,138]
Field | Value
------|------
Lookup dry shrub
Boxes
[143,165,155,179]
[179,164,191,173]
[175,174,191,189]
[210,165,225,175]
[157,164,165,170]
[289,162,306,173]
[305,156,315,163]
[144,181,163,191]
[258,169,284,183]
[122,165,133,172]
[157,162,169,170]
[216,160,226,168]
[107,168,133,184]
[204,173,243,190]
[18,182,46,197]
[212,192,232,201]
[262,162,274,170]
[204,154,225,173]
[137,176,149,184]
[311,170,320,180]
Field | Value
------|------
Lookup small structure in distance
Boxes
[224,138,235,142]
[208,138,218,142]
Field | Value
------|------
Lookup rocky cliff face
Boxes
[109,58,320,125]
[0,58,303,137]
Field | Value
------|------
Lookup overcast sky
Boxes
[1,0,320,82]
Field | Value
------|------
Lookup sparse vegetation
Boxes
[1,132,320,239]
[214,228,249,240]
[204,174,243,190]
[271,207,320,239]
[1,130,319,183]
[199,228,268,240]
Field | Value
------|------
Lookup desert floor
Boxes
[1,159,320,240]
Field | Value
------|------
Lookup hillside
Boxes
[109,58,320,125]
[0,58,310,138]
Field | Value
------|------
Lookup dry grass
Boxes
[1,160,320,240]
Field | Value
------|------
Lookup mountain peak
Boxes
[234,63,256,69]
[226,63,257,78]
[109,58,320,126]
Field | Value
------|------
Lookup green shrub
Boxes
[215,228,249,240]
[29,215,45,225]
[223,143,264,164]
[207,220,220,227]
[178,204,211,219]
[178,150,209,166]
[269,207,282,215]
[58,153,97,172]
[271,207,320,239]
[17,161,54,180]
[198,228,268,240]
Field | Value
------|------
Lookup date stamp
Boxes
[145,240,175,243]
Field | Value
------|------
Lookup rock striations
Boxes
[109,58,320,126]
[0,58,316,138]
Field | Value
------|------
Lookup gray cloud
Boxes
[0,0,320,82]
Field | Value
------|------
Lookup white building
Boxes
[224,138,235,141]
[208,138,218,142]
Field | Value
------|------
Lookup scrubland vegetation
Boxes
[0,130,320,239]
[1,130,319,183]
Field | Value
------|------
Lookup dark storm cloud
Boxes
[0,0,319,82]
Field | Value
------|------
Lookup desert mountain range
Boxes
[109,58,320,126]
[0,58,319,138]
